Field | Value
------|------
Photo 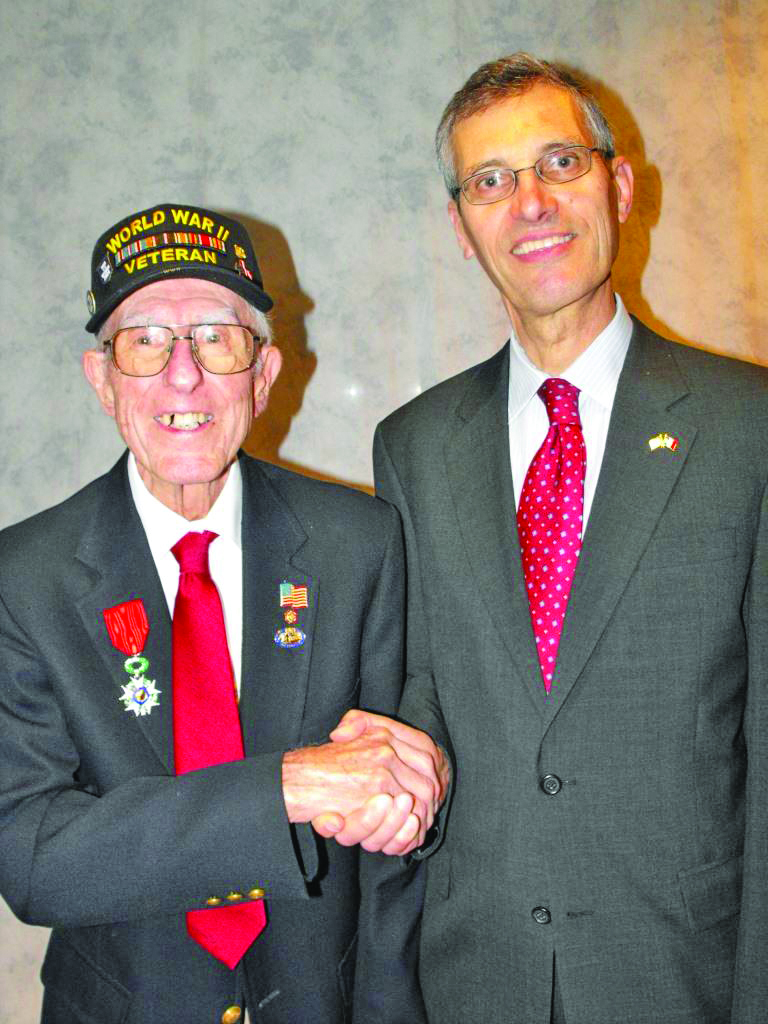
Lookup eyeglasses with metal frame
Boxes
[103,324,261,377]
[453,145,607,206]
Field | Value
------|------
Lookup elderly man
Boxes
[372,56,768,1023]
[0,204,441,1024]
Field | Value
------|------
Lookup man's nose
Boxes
[509,168,558,221]
[163,337,204,390]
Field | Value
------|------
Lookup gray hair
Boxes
[242,303,273,347]
[436,53,615,196]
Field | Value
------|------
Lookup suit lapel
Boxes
[74,455,318,769]
[544,321,697,724]
[74,455,174,772]
[444,344,546,714]
[237,458,317,756]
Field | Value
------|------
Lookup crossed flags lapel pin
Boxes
[648,432,679,452]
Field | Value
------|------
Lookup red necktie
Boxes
[517,379,586,694]
[172,530,266,968]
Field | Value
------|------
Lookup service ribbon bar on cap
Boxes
[113,232,227,268]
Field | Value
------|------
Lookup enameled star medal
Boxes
[103,599,162,716]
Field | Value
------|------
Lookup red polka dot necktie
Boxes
[517,379,586,694]
[172,530,266,968]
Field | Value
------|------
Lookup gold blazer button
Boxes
[221,1006,242,1024]
[205,897,222,907]
[226,891,243,902]
[247,887,265,900]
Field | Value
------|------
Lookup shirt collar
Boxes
[508,294,633,422]
[127,453,243,556]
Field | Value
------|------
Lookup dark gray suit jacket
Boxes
[0,453,425,1023]
[374,321,768,1024]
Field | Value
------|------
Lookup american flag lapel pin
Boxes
[648,432,679,452]
[274,581,308,649]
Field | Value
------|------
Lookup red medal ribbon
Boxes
[104,599,150,656]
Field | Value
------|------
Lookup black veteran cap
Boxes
[85,203,273,333]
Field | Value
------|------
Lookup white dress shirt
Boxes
[129,457,253,1019]
[127,454,244,692]
[507,295,633,532]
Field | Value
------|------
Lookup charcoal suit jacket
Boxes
[373,319,768,1024]
[0,452,425,1024]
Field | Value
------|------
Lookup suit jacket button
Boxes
[221,1006,242,1024]
[532,906,551,925]
[226,891,243,902]
[247,887,265,900]
[205,897,222,906]
[540,774,562,795]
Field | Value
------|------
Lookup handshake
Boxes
[282,710,450,856]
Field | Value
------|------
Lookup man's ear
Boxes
[252,345,283,417]
[447,199,476,260]
[611,156,634,224]
[82,348,117,417]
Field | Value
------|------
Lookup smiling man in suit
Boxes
[371,55,768,1023]
[0,204,444,1024]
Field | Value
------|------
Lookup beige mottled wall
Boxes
[1,0,766,1017]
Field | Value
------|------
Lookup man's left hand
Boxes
[312,711,450,855]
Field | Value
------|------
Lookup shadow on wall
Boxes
[562,68,685,348]
[568,68,764,367]
[572,68,760,368]
[224,213,373,494]
[563,66,744,360]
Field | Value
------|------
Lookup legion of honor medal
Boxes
[103,599,162,716]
